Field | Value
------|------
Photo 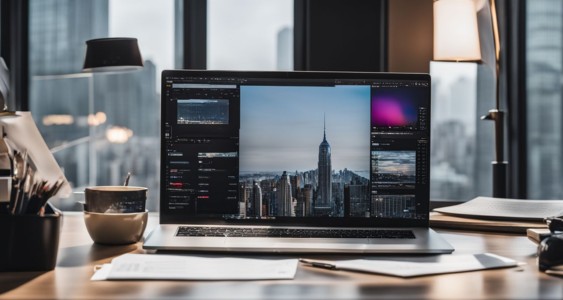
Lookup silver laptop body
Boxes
[144,70,454,254]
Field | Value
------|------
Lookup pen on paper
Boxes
[299,259,337,270]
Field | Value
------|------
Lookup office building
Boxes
[276,171,292,216]
[28,0,161,210]
[252,181,263,217]
[315,122,332,215]
[527,0,563,198]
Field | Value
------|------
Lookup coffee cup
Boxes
[84,210,148,245]
[84,186,147,213]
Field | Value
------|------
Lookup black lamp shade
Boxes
[82,37,143,72]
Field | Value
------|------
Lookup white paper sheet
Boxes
[434,196,563,221]
[91,253,298,281]
[301,253,519,278]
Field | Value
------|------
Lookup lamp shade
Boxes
[433,0,481,61]
[82,38,143,72]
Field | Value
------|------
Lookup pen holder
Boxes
[0,203,62,272]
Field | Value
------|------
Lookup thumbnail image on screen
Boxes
[237,85,371,218]
[177,99,229,125]
[371,150,416,188]
[371,88,425,129]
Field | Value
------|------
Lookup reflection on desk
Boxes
[0,212,561,300]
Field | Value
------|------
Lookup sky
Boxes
[239,85,371,173]
[109,0,293,88]
[109,0,175,89]
[207,0,293,70]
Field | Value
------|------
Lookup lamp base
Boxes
[492,161,508,198]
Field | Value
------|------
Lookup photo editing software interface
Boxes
[163,74,430,221]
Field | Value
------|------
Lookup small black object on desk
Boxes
[0,202,62,272]
[537,216,563,273]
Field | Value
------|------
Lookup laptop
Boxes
[143,70,454,254]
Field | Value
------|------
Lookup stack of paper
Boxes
[434,197,563,221]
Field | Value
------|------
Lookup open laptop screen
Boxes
[161,70,430,227]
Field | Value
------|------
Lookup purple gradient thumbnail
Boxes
[371,92,419,127]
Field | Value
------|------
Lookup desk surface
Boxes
[0,212,561,300]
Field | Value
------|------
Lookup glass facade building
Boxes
[526,0,563,199]
[29,0,164,210]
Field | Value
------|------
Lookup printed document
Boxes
[91,253,298,281]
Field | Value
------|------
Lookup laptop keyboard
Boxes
[176,226,415,239]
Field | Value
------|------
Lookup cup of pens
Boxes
[0,148,65,272]
[83,178,148,245]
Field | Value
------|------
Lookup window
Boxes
[429,0,498,202]
[526,0,563,199]
[429,62,493,201]
[207,0,293,70]
[29,0,178,211]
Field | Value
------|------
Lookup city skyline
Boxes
[372,151,416,175]
[239,85,371,174]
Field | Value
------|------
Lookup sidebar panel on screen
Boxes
[370,80,430,220]
[163,80,240,215]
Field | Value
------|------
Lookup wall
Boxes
[388,0,433,73]
[294,0,387,72]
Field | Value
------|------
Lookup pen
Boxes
[299,258,337,270]
[123,172,131,186]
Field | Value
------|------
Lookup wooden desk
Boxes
[1,212,561,299]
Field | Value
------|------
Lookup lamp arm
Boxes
[490,0,501,111]
[481,0,504,162]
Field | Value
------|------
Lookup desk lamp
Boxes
[82,37,143,73]
[433,0,506,198]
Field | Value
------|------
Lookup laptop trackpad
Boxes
[275,239,369,250]
[223,238,370,250]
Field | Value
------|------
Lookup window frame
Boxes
[499,0,527,199]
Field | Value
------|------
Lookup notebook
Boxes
[143,70,454,254]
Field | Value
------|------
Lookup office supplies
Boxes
[0,202,61,271]
[300,253,518,278]
[0,112,68,216]
[434,197,563,221]
[537,216,563,272]
[538,234,563,272]
[0,128,11,203]
[430,212,546,234]
[91,253,298,281]
[0,112,71,197]
[6,151,64,215]
[123,172,131,186]
[144,70,454,254]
